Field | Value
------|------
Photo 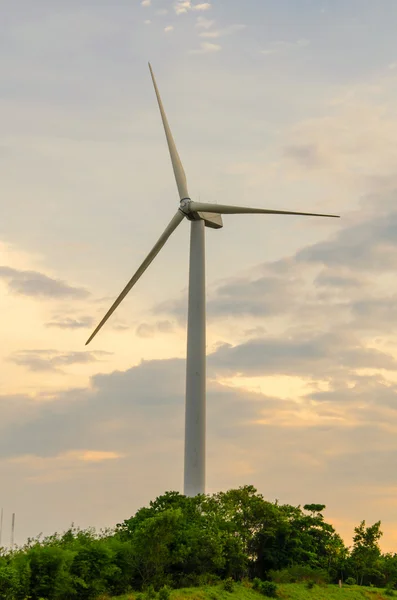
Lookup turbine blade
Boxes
[149,63,189,200]
[86,210,184,345]
[189,201,340,219]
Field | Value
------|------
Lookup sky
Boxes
[1,0,397,552]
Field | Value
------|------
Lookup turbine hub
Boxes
[179,198,192,215]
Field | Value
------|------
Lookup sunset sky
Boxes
[1,0,397,551]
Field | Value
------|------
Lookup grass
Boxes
[113,582,393,600]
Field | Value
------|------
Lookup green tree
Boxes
[350,520,383,585]
[0,564,20,600]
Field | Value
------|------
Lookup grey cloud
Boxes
[0,355,291,461]
[209,331,397,379]
[296,210,397,271]
[314,269,366,290]
[209,275,299,316]
[0,266,89,299]
[351,296,397,324]
[0,357,397,550]
[0,355,392,462]
[157,274,299,321]
[46,316,95,329]
[136,320,174,338]
[307,374,397,414]
[283,143,323,168]
[151,192,397,348]
[9,349,110,372]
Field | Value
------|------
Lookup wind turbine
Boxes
[86,64,340,497]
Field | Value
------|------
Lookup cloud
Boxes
[296,210,397,272]
[283,144,324,168]
[174,1,211,15]
[11,450,123,467]
[164,26,174,33]
[199,24,246,39]
[136,320,174,338]
[156,271,300,320]
[194,2,211,10]
[154,188,397,345]
[0,266,89,299]
[156,9,169,16]
[195,16,214,29]
[144,19,151,25]
[189,42,221,54]
[1,355,397,550]
[210,331,397,380]
[141,0,151,6]
[261,39,310,55]
[314,270,366,290]
[45,316,95,330]
[9,350,111,373]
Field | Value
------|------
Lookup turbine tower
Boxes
[86,64,340,497]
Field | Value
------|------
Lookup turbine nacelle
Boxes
[179,199,223,229]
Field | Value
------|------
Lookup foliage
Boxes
[345,577,356,585]
[159,585,172,600]
[0,564,20,600]
[144,584,157,599]
[252,578,262,591]
[0,486,395,598]
[305,580,315,589]
[223,577,235,592]
[350,520,383,586]
[268,566,329,584]
[258,581,278,597]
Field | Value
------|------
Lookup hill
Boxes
[114,582,393,600]
[1,487,396,599]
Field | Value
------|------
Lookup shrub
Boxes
[159,585,172,600]
[252,578,262,590]
[345,577,356,586]
[306,580,315,589]
[260,581,278,598]
[267,566,328,584]
[145,584,157,600]
[385,589,396,598]
[223,577,234,592]
[197,573,220,586]
[0,566,20,600]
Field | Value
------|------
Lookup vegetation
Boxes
[0,486,395,599]
[114,583,394,600]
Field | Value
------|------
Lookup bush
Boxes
[252,578,262,590]
[0,566,20,600]
[145,584,157,600]
[268,566,328,585]
[223,577,234,592]
[197,573,220,586]
[306,580,315,589]
[345,577,356,586]
[159,585,171,600]
[260,581,278,598]
[385,589,396,598]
